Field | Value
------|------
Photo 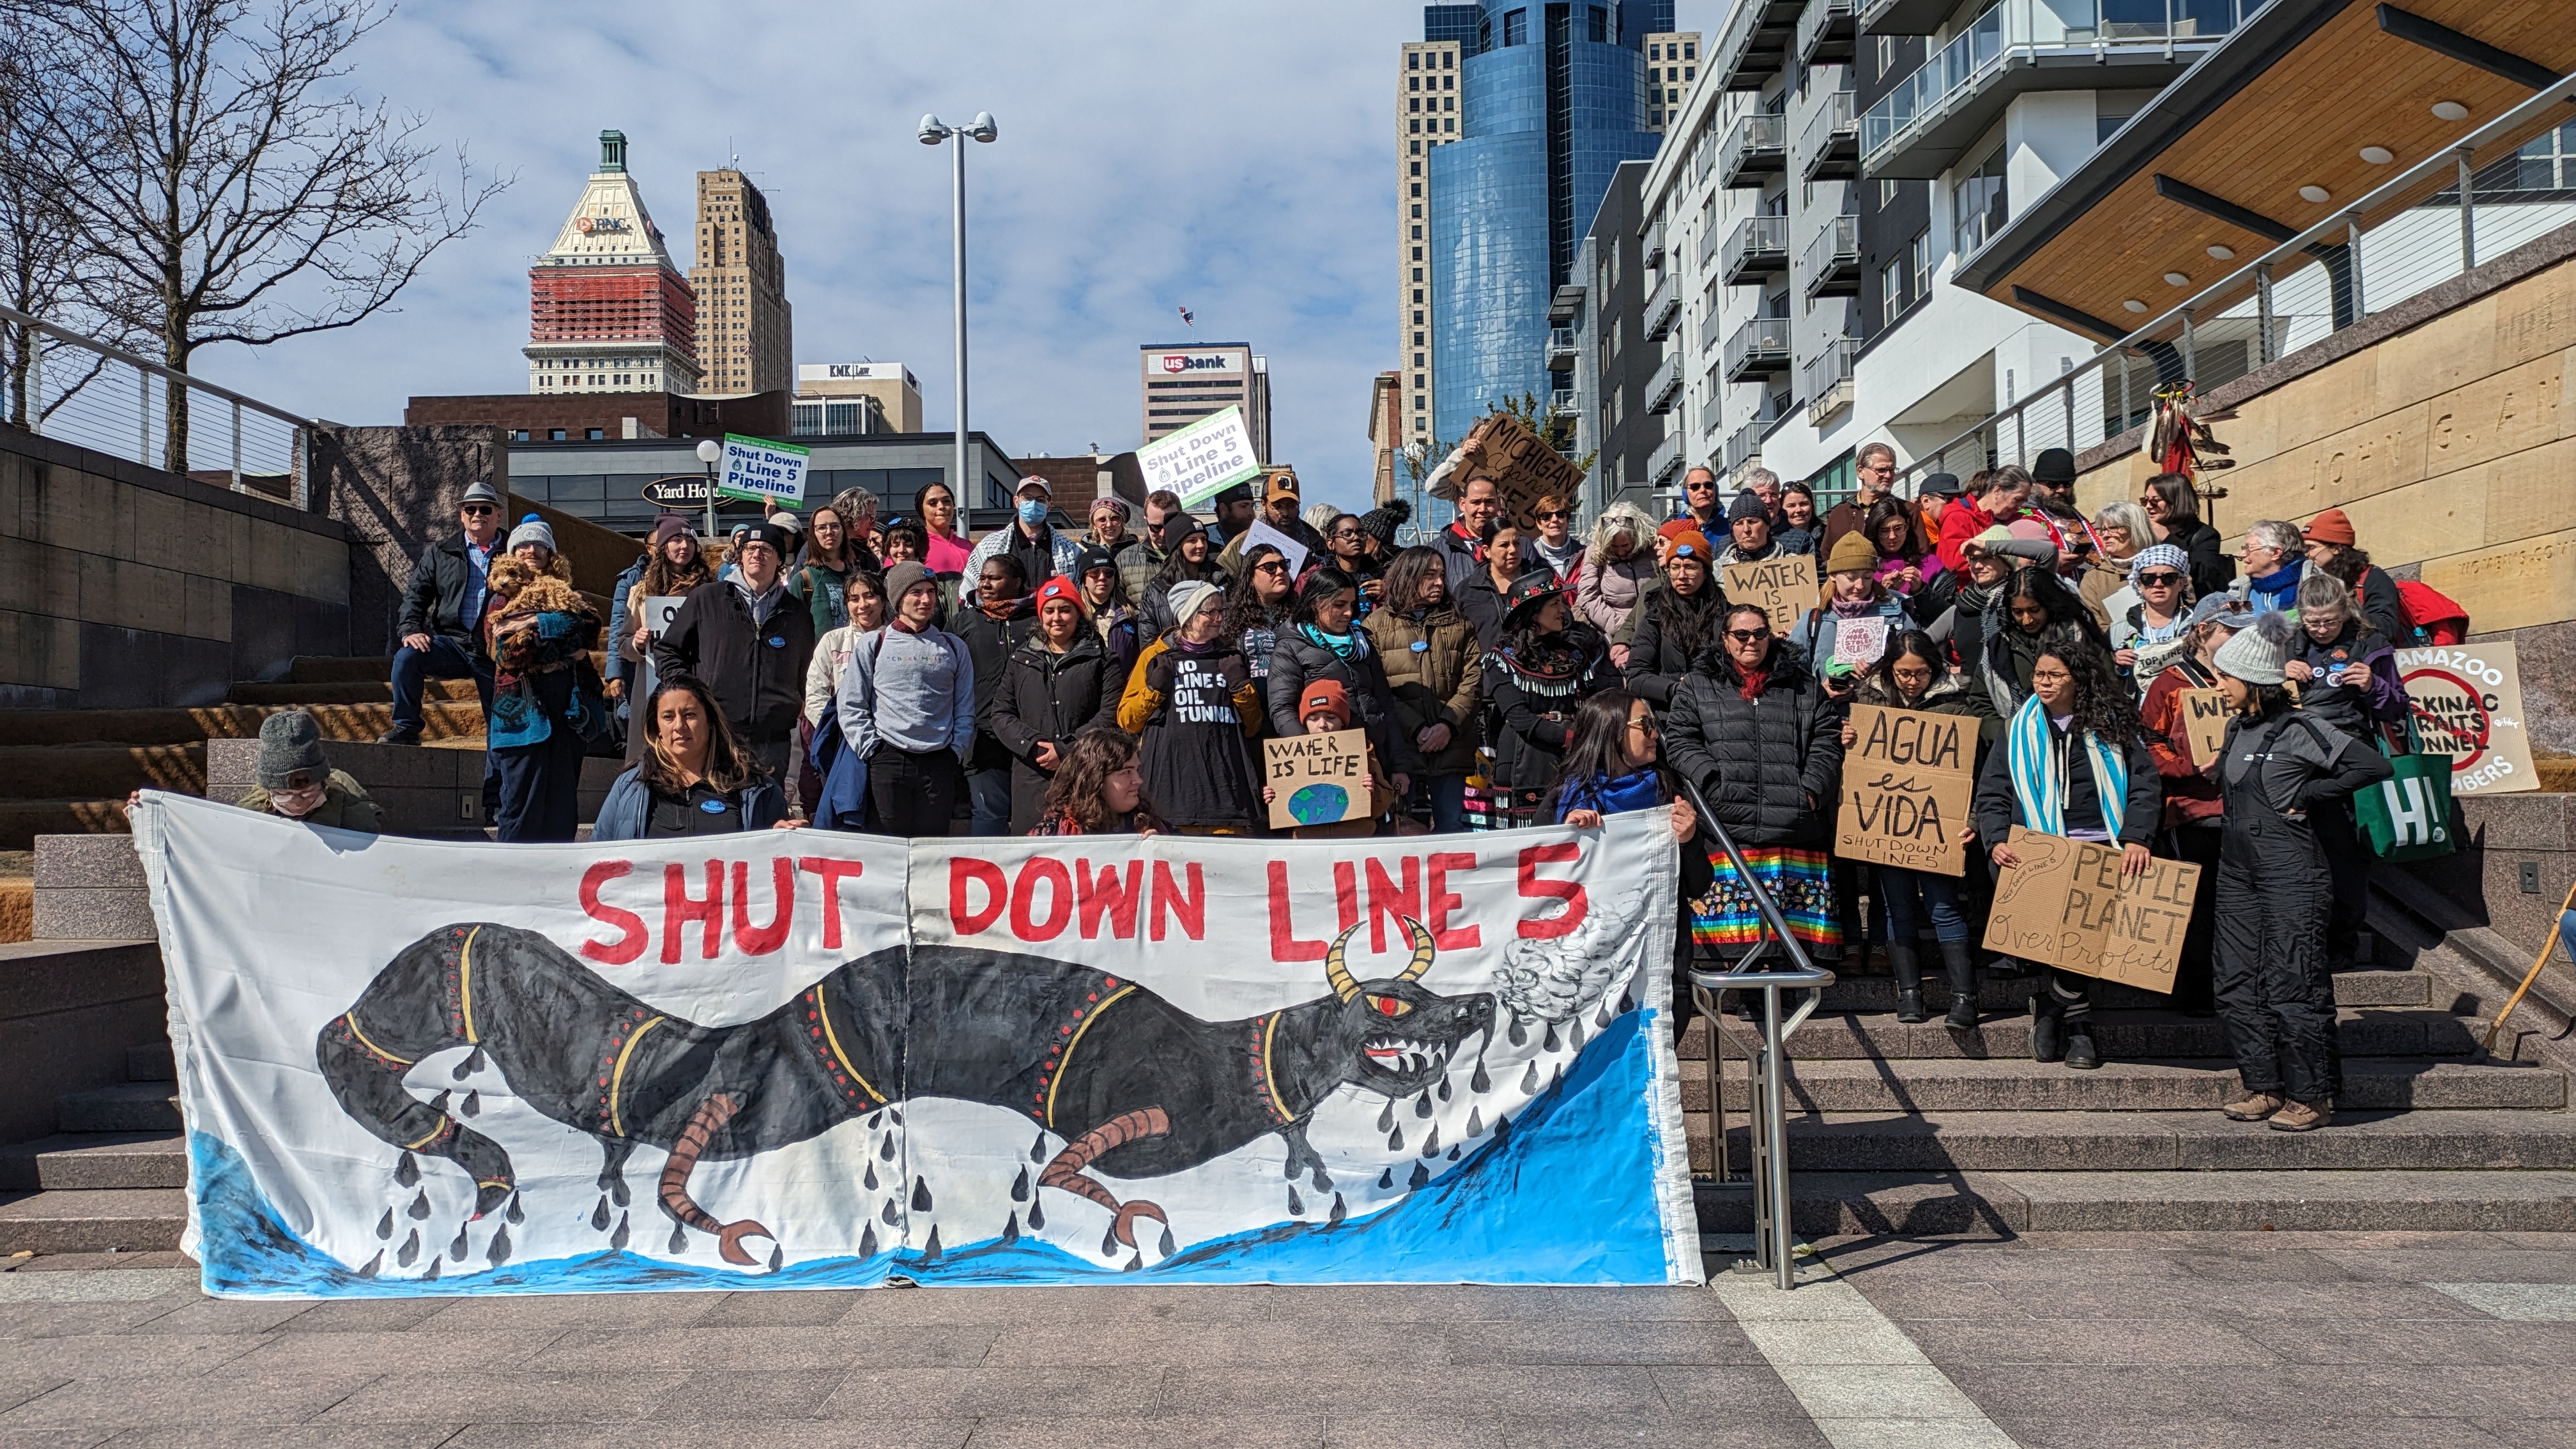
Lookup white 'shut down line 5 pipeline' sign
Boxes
[130,795,1699,1296]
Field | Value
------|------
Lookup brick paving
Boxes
[1,1233,2574,1446]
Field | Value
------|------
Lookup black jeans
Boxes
[868,746,960,838]
[2165,821,2223,1013]
[388,634,493,730]
[491,727,584,843]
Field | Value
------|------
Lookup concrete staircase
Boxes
[1687,896,2576,1235]
[0,1043,185,1254]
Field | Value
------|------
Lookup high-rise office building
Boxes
[523,131,700,396]
[1395,15,1470,455]
[1423,0,1670,477]
[693,168,794,397]
[1642,30,1703,132]
[1138,342,1270,461]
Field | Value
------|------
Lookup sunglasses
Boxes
[461,504,496,516]
[1534,509,1570,521]
[1626,716,1659,735]
[1724,629,1768,643]
[1255,560,1289,574]
[2136,571,2184,586]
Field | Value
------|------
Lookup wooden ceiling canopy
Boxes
[1981,0,2576,339]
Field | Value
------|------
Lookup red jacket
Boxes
[1935,497,1998,574]
[2141,663,2224,829]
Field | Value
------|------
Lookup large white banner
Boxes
[133,795,1696,1296]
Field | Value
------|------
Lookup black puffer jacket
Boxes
[1662,640,1844,848]
[990,630,1126,834]
[950,599,1042,772]
[1622,582,1725,707]
[1264,626,1422,778]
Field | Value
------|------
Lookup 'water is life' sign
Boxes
[717,433,811,507]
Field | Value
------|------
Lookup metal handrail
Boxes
[0,303,306,428]
[1891,66,2576,496]
[1673,773,1834,1290]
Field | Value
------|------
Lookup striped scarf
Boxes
[2005,694,2126,838]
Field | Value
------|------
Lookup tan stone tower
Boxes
[692,168,794,397]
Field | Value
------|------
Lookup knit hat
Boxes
[1726,490,1770,523]
[2006,518,2053,544]
[1297,678,1352,730]
[1657,517,1699,541]
[736,521,794,558]
[2128,542,2190,583]
[2303,507,2356,546]
[2032,447,2078,485]
[1034,575,1082,614]
[507,516,556,553]
[2212,610,2296,685]
[1075,544,1118,579]
[256,709,328,791]
[1666,528,1713,562]
[1090,496,1131,522]
[1920,472,1963,499]
[1165,579,1222,630]
[1502,567,1565,625]
[1825,530,1879,574]
[883,562,935,608]
[460,480,503,509]
[1359,500,1411,546]
[650,515,691,549]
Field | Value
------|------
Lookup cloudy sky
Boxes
[190,2,1448,515]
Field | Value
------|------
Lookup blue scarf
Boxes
[1300,622,1367,662]
[1554,770,1664,822]
[2005,694,2126,837]
[2248,558,2304,615]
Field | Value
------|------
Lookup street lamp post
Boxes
[694,436,722,543]
[919,112,998,514]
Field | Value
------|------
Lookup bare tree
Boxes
[0,12,127,429]
[17,0,509,471]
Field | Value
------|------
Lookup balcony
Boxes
[1719,113,1787,190]
[1797,0,1856,65]
[1798,89,1858,182]
[1713,0,1804,91]
[1722,215,1790,286]
[1804,339,1856,425]
[1802,215,1860,299]
[1643,220,1666,270]
[1548,282,1585,325]
[1646,427,1685,489]
[1646,355,1683,415]
[1723,415,1768,477]
[1724,317,1792,383]
[1546,326,1579,374]
[1860,0,2257,180]
[1859,0,1951,34]
[1697,215,1726,268]
[1643,273,1680,342]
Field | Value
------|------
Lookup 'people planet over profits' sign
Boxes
[1140,404,1264,508]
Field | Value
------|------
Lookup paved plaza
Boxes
[3,1231,2575,1446]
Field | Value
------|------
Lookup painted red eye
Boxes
[1367,994,1412,1016]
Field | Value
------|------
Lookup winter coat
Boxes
[398,531,500,643]
[1265,625,1421,779]
[1140,564,1225,637]
[2161,518,2235,601]
[1575,555,1657,641]
[1456,572,1508,652]
[962,523,1084,606]
[1363,605,1483,777]
[1850,670,1984,720]
[234,770,381,833]
[2075,556,2132,630]
[1935,496,2002,574]
[950,599,1043,772]
[1661,638,1844,848]
[1114,537,1165,611]
[486,565,600,751]
[2292,619,2407,746]
[1972,711,2161,851]
[1622,581,1724,707]
[2343,562,2408,645]
[652,578,818,742]
[1480,629,1611,792]
[1429,521,1487,598]
[792,560,859,637]
[1786,594,1915,675]
[804,624,860,728]
[592,766,788,840]
[2142,655,2225,829]
[1116,632,1264,829]
[603,555,647,691]
[990,631,1127,834]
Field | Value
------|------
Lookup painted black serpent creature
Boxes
[316,919,1496,1268]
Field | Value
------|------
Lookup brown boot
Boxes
[2269,1098,2333,1132]
[2221,1091,2283,1122]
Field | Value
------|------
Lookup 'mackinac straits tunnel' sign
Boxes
[132,795,1699,1296]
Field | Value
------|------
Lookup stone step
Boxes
[226,678,478,707]
[125,1043,175,1082]
[1704,1008,2483,1062]
[1681,1108,2576,1176]
[0,801,135,851]
[0,701,483,749]
[287,656,395,684]
[0,1133,187,1191]
[0,744,205,802]
[57,1082,180,1134]
[0,1188,186,1253]
[1693,1169,2576,1235]
[1694,1056,2564,1114]
[1801,965,2431,1014]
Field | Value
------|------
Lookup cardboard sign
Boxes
[1263,728,1372,830]
[2176,687,2231,769]
[1835,705,1975,877]
[1141,404,1264,507]
[1243,519,1310,579]
[717,433,809,507]
[1981,825,2201,993]
[1423,409,1586,525]
[2398,642,2538,796]
[1830,615,1890,670]
[641,595,686,638]
[1724,554,1816,636]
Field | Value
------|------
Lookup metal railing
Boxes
[1547,326,1580,372]
[1644,219,1667,269]
[1646,425,1685,487]
[1724,414,1768,474]
[1646,353,1683,413]
[1892,72,2576,496]
[1644,272,1681,341]
[1802,215,1861,298]
[1797,0,1857,65]
[1713,0,1791,91]
[1723,214,1791,286]
[1676,774,1834,1291]
[1720,112,1788,189]
[1697,215,1728,268]
[1861,0,2254,166]
[1724,316,1793,381]
[1,304,311,507]
[1804,338,1856,423]
[1798,89,1859,181]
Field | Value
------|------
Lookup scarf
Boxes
[1299,622,1368,663]
[1829,595,1879,618]
[1554,769,1664,822]
[2005,694,2127,838]
[2249,558,2304,614]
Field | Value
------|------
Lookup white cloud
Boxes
[191,0,1420,516]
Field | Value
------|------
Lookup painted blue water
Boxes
[193,1007,1673,1296]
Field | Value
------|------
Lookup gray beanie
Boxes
[1165,579,1222,631]
[256,710,328,790]
[2211,610,2296,686]
[882,561,935,610]
[507,516,556,554]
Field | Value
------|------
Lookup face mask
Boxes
[1018,499,1047,525]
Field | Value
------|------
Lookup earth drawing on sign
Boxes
[1287,783,1352,825]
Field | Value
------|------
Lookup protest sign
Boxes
[132,794,1700,1296]
[1830,615,1890,671]
[1263,727,1371,829]
[2176,687,2231,768]
[1140,404,1263,508]
[2398,641,2538,796]
[716,433,809,507]
[640,595,686,638]
[1834,705,1974,877]
[1423,409,1587,524]
[1723,554,1816,636]
[1981,825,2200,992]
[1243,519,1309,579]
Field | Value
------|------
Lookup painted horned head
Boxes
[1324,917,1496,1094]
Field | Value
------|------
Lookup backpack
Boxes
[2393,580,2469,647]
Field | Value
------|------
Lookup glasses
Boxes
[1534,509,1570,521]
[1686,479,1715,491]
[1255,561,1288,575]
[1626,716,1658,735]
[2136,571,2184,586]
[2030,670,2073,685]
[1724,629,1768,643]
[461,505,495,516]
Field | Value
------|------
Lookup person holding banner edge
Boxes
[1970,624,2162,1068]
[1542,689,1712,1038]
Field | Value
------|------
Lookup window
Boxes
[1410,226,1422,239]
[1413,309,1424,323]
[1442,50,1452,67]
[1413,353,1424,367]
[1685,65,1695,79]
[1409,100,1420,114]
[1685,42,1696,58]
[1409,77,1420,92]
[1881,261,1905,326]
[1409,52,1420,69]
[1910,229,1933,298]
[1411,245,1422,258]
[1502,8,1525,46]
[1650,43,1662,60]
[1952,145,2007,257]
[1443,73,1453,89]
[1881,178,1898,206]
[1877,34,1893,76]
[1413,331,1423,345]
[1445,118,1455,132]
[1411,119,1421,132]
[1409,162,1422,176]
[1588,4,1607,43]
[1413,288,1424,302]
[1410,141,1423,154]
[1444,96,1453,110]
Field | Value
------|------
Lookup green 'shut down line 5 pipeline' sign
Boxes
[1140,404,1263,509]
[717,434,811,508]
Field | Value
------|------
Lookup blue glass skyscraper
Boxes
[1427,1,1667,456]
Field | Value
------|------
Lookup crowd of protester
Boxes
[189,445,2479,1137]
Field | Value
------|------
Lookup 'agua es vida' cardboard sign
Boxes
[1981,825,2200,993]
[1263,728,1371,830]
[1834,705,1974,877]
